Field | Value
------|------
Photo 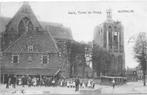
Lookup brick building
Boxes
[93,9,125,76]
[0,2,73,83]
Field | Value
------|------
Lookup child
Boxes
[112,79,115,88]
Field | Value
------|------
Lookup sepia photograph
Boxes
[0,0,147,95]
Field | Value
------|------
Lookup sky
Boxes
[0,0,147,68]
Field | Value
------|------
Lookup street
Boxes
[1,81,147,95]
[23,93,147,95]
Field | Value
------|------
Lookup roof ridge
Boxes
[45,29,59,52]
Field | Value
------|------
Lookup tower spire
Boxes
[106,9,112,20]
[23,1,29,6]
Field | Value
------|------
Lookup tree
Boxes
[92,44,112,76]
[134,32,147,86]
[69,41,86,77]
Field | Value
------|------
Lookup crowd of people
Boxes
[5,74,58,88]
[60,78,95,91]
[4,74,95,92]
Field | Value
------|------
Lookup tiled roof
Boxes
[0,16,73,40]
[3,29,58,53]
[0,17,10,33]
[40,21,73,40]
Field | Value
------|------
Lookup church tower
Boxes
[93,9,125,76]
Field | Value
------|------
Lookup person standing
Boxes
[27,76,31,87]
[18,77,22,86]
[112,79,115,88]
[22,76,25,87]
[87,80,91,88]
[11,75,17,88]
[75,77,80,92]
[6,75,10,88]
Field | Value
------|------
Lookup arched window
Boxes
[18,20,25,36]
[114,31,118,49]
[103,31,107,48]
[109,31,112,49]
[28,21,33,32]
[112,55,115,64]
[18,17,33,35]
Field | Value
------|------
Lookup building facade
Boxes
[93,9,125,76]
[0,3,73,83]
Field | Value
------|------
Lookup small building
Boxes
[125,68,138,81]
[136,65,143,80]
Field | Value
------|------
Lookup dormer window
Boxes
[28,45,33,52]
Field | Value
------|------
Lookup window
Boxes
[18,20,25,36]
[114,31,118,49]
[103,31,107,48]
[109,31,112,49]
[28,45,33,52]
[12,55,19,63]
[114,31,118,36]
[41,55,49,64]
[28,21,33,32]
[18,17,33,35]
[28,56,33,62]
[114,35,118,42]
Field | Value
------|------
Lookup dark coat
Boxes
[75,79,80,86]
[11,76,17,84]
